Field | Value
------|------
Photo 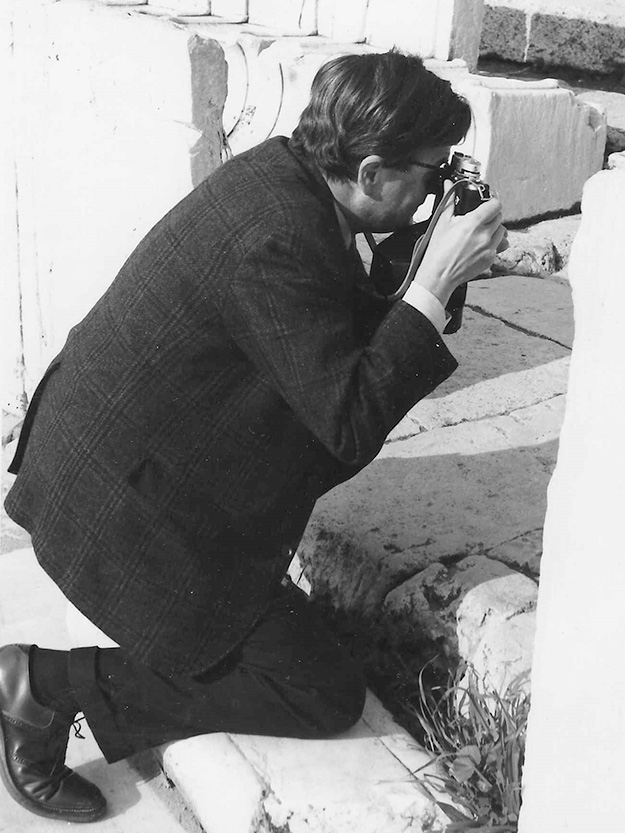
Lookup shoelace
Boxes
[72,713,86,740]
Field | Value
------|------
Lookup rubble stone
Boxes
[383,556,517,648]
[456,572,538,661]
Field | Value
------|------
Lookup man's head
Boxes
[290,50,472,232]
[291,50,471,182]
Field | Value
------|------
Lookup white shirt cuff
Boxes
[401,282,447,335]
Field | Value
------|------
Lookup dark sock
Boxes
[29,647,80,717]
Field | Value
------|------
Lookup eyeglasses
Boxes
[410,160,450,179]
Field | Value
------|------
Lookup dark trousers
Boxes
[67,582,367,763]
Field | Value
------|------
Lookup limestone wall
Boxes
[6,0,227,410]
[518,169,625,832]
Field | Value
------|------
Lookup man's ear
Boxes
[357,155,385,197]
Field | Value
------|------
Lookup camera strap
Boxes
[364,179,466,302]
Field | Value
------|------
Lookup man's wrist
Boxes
[401,282,448,334]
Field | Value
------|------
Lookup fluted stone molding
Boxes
[517,168,625,833]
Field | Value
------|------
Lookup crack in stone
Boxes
[466,303,572,350]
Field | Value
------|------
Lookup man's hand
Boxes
[413,183,507,308]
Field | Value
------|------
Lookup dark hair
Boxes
[290,50,472,181]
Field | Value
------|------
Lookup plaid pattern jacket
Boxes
[5,137,457,676]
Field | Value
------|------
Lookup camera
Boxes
[367,152,491,335]
[444,153,491,334]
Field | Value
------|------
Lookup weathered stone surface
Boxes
[317,0,369,41]
[148,0,211,13]
[481,0,625,74]
[160,692,447,833]
[493,215,581,278]
[455,75,606,222]
[247,0,318,34]
[608,150,625,168]
[12,0,227,386]
[529,6,625,75]
[210,0,248,21]
[383,555,517,647]
[456,572,538,661]
[480,2,527,63]
[390,282,570,439]
[460,610,536,696]
[365,0,485,70]
[467,275,574,348]
[298,413,558,616]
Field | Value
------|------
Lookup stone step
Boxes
[157,691,450,833]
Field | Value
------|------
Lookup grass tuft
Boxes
[408,663,530,832]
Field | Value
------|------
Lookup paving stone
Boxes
[159,692,447,833]
[0,548,200,833]
[298,411,559,617]
[467,275,574,348]
[484,528,543,576]
[390,302,570,440]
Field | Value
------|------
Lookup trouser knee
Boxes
[309,660,367,736]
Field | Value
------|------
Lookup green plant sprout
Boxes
[408,664,530,832]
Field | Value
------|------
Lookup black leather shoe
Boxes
[0,644,106,822]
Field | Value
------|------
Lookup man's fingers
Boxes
[495,225,509,253]
[469,195,503,223]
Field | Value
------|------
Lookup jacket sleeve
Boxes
[222,226,457,468]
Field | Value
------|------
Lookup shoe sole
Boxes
[0,710,106,823]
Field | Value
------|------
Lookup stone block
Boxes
[317,0,369,42]
[147,0,212,13]
[608,150,625,168]
[365,0,485,70]
[210,0,248,21]
[460,611,536,697]
[494,215,581,278]
[482,0,625,75]
[383,556,516,647]
[454,75,606,222]
[159,692,447,833]
[364,0,444,56]
[528,7,625,75]
[215,35,375,154]
[48,0,226,132]
[456,572,538,662]
[247,0,317,34]
[480,2,528,62]
[14,0,227,371]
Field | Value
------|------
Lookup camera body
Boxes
[444,153,491,334]
[369,152,491,334]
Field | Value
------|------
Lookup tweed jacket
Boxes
[5,137,457,676]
